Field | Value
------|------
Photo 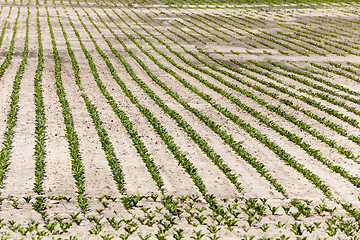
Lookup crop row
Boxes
[0,6,23,186]
[33,5,46,194]
[45,5,88,212]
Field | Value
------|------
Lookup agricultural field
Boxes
[0,0,360,238]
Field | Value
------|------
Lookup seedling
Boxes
[101,234,114,240]
[207,225,220,234]
[139,234,151,240]
[260,223,269,232]
[173,228,184,240]
[305,223,315,233]
[89,224,103,235]
[282,205,291,214]
[191,230,204,240]
[23,196,32,203]
[290,223,304,236]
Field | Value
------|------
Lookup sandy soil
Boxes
[0,0,359,239]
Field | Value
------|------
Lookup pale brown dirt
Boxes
[0,1,360,239]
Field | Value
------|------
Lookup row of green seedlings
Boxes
[33,5,46,194]
[134,2,222,40]
[163,17,354,146]
[0,6,23,185]
[168,8,280,54]
[148,3,334,191]
[221,11,261,27]
[174,18,217,43]
[159,10,254,49]
[305,17,353,38]
[218,58,360,147]
[44,5,88,213]
[152,0,214,7]
[231,56,360,163]
[298,87,360,123]
[328,61,359,75]
[102,0,287,196]
[0,5,16,80]
[54,3,166,194]
[166,8,237,42]
[65,2,209,197]
[259,30,327,56]
[247,29,314,56]
[175,13,227,43]
[0,5,11,49]
[87,0,245,193]
[308,24,360,51]
[251,61,360,127]
[167,21,207,44]
[194,11,291,55]
[175,8,263,44]
[258,9,344,38]
[55,0,166,195]
[289,62,332,77]
[285,19,342,37]
[111,3,337,197]
[234,62,356,157]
